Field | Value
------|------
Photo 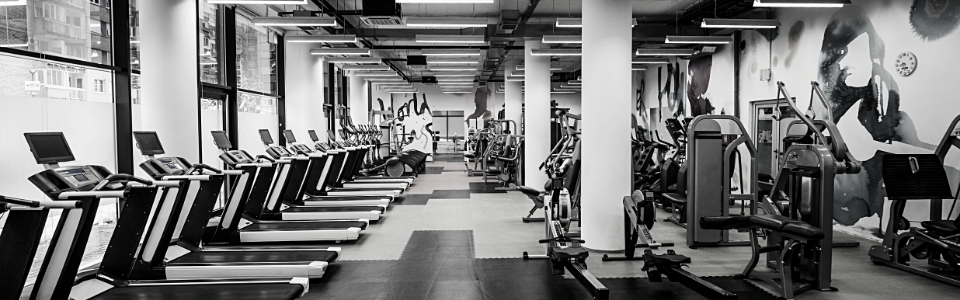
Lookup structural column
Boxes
[524,39,550,189]
[348,75,369,125]
[504,60,523,135]
[140,0,200,161]
[581,0,633,251]
[284,42,326,135]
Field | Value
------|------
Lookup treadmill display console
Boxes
[291,144,312,154]
[266,146,293,158]
[53,166,105,188]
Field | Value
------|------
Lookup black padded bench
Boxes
[700,214,824,300]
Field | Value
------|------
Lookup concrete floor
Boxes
[338,157,960,299]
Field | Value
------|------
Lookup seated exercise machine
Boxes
[700,82,862,299]
[138,131,367,244]
[601,191,737,300]
[20,132,309,300]
[869,113,960,287]
[519,132,608,300]
[521,110,580,223]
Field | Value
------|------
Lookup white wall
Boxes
[284,42,327,142]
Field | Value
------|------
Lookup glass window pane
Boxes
[237,91,278,150]
[235,13,276,94]
[130,0,139,70]
[0,0,114,65]
[199,0,218,84]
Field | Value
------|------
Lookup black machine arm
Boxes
[189,163,223,174]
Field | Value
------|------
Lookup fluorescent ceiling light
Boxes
[444,91,473,94]
[354,71,398,77]
[511,70,525,77]
[437,78,475,82]
[0,43,28,47]
[633,58,671,64]
[542,35,582,44]
[437,82,474,85]
[701,18,781,29]
[753,0,849,7]
[200,62,218,65]
[286,35,358,43]
[377,83,414,87]
[252,17,337,27]
[632,67,648,71]
[560,85,581,88]
[517,65,563,71]
[506,76,524,81]
[325,57,382,64]
[430,65,478,71]
[552,91,577,94]
[209,0,307,4]
[0,0,26,6]
[665,35,732,44]
[556,18,638,28]
[421,49,482,56]
[530,49,581,56]
[635,48,696,56]
[427,58,479,64]
[390,91,419,94]
[367,78,407,82]
[433,72,477,77]
[416,35,485,44]
[568,80,581,85]
[406,18,488,28]
[310,48,370,55]
[397,0,494,3]
[342,65,390,71]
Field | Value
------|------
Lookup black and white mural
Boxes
[387,93,434,154]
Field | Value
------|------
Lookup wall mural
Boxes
[391,93,434,154]
[687,55,714,116]
[465,87,492,127]
[910,0,960,40]
[657,62,685,120]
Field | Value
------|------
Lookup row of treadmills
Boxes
[0,129,418,300]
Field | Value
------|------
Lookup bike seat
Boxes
[552,247,589,260]
[517,186,541,197]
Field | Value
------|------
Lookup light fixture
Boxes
[416,35,485,44]
[530,49,581,56]
[701,18,781,29]
[542,35,582,44]
[0,0,26,6]
[551,91,577,94]
[354,71,398,77]
[430,65,478,71]
[377,83,414,87]
[632,66,648,71]
[325,57,382,64]
[381,87,417,91]
[396,0,494,3]
[753,0,849,7]
[427,58,479,64]
[130,40,141,44]
[342,65,391,71]
[633,58,671,64]
[200,62,217,65]
[310,48,370,55]
[517,65,563,71]
[506,76,524,81]
[421,49,482,56]
[436,78,475,82]
[406,18,488,28]
[635,48,696,56]
[444,91,473,94]
[665,35,732,44]
[567,80,581,85]
[437,82,474,85]
[511,70,525,77]
[251,17,337,27]
[560,85,581,89]
[433,72,477,77]
[286,35,358,43]
[556,18,638,28]
[367,78,407,82]
[0,43,28,47]
[209,0,307,4]
[389,91,419,94]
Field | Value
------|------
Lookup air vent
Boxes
[497,10,520,34]
[361,0,403,26]
[422,76,438,84]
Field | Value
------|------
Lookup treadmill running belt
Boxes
[172,250,338,264]
[285,206,385,213]
[92,284,303,300]
[247,221,368,231]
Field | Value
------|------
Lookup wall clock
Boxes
[895,52,917,77]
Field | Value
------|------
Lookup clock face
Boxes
[895,52,917,77]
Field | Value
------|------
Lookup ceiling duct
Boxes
[361,0,403,26]
[497,10,520,34]
[406,55,428,70]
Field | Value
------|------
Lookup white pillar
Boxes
[140,0,199,161]
[284,42,326,138]
[504,60,523,135]
[581,0,632,251]
[349,75,369,125]
[524,39,550,189]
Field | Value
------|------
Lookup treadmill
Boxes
[284,130,407,193]
[245,129,387,221]
[136,131,367,245]
[307,129,415,186]
[21,132,308,300]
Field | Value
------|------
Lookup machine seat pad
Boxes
[650,254,691,265]
[486,168,502,175]
[517,186,541,197]
[661,193,687,205]
[750,214,801,231]
[552,247,589,260]
[921,220,960,235]
[700,216,752,230]
[781,222,824,240]
[665,184,678,193]
[464,153,476,159]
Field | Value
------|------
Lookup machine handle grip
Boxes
[0,195,41,207]
[256,155,276,163]
[94,174,153,191]
[191,163,223,174]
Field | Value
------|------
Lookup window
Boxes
[0,0,114,65]
[199,0,219,84]
[235,12,277,94]
[94,78,104,92]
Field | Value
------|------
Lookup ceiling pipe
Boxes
[310,0,412,82]
[484,0,542,83]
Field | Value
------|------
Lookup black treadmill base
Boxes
[92,284,302,300]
